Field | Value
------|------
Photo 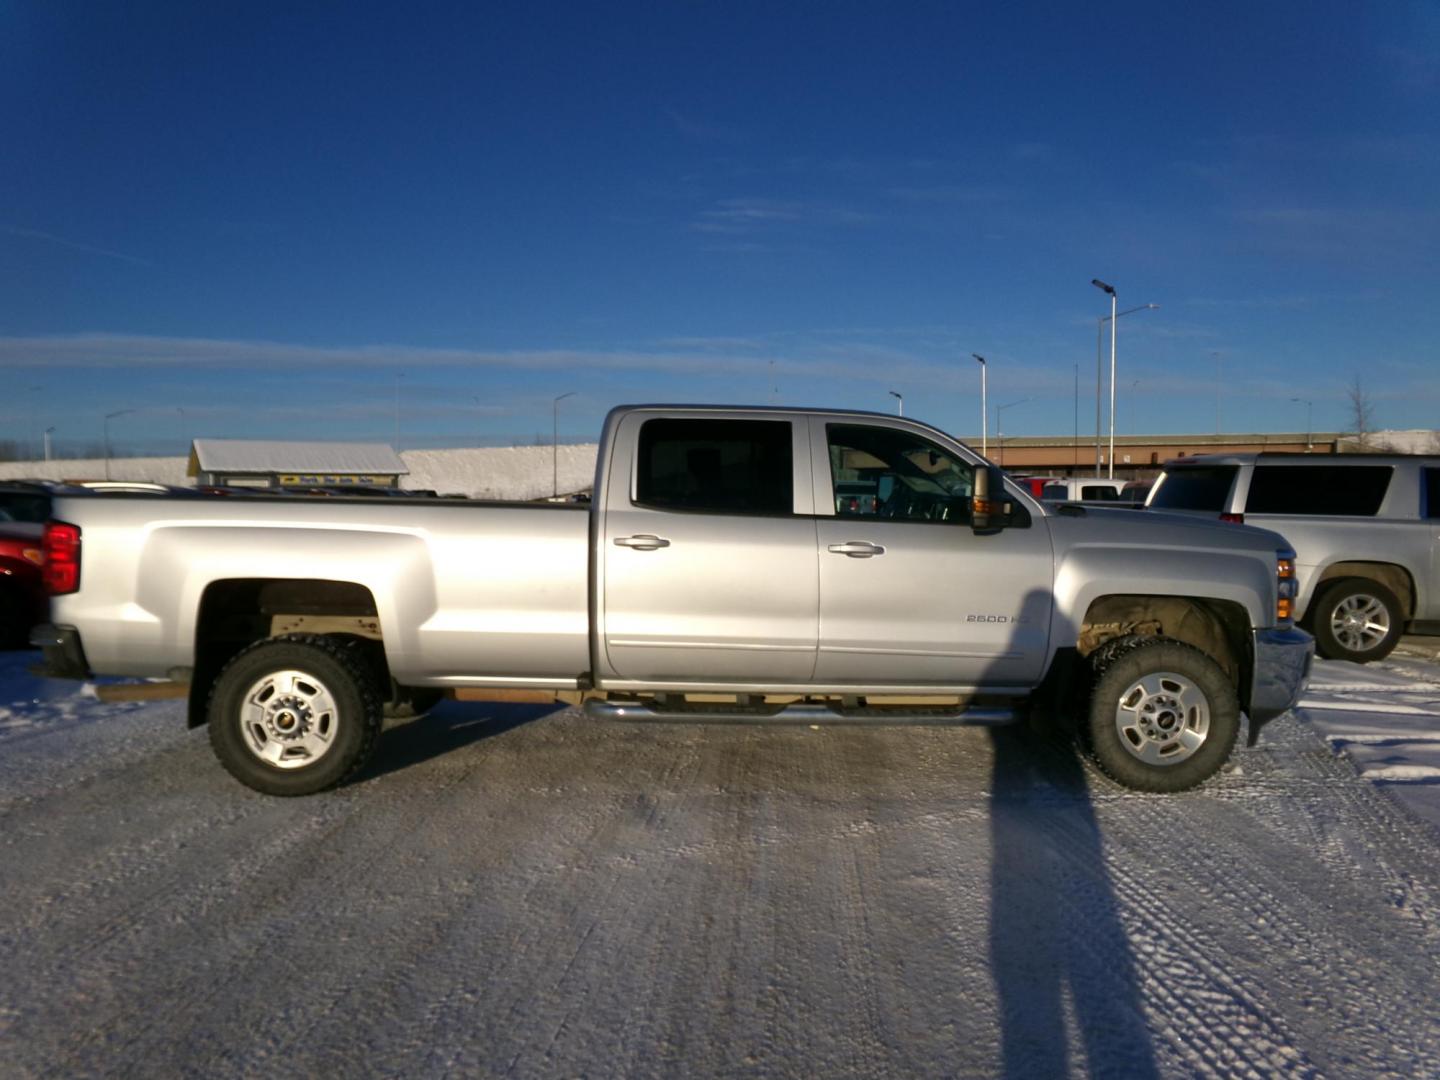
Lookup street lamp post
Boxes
[1292,397,1313,450]
[1091,283,1158,478]
[971,354,987,456]
[103,409,135,480]
[553,392,576,497]
[43,426,55,463]
[888,390,903,416]
[393,372,404,451]
[995,399,1029,468]
[1092,280,1116,474]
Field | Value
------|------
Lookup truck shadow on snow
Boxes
[985,582,1159,1078]
[354,701,561,783]
[987,723,1160,1078]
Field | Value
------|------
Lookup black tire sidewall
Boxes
[1086,640,1240,793]
[208,638,379,796]
[1311,579,1402,663]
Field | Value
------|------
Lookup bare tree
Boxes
[1346,376,1376,452]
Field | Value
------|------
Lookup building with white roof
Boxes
[187,440,408,488]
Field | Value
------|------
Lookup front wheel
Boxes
[1084,637,1240,793]
[1311,579,1402,663]
[207,634,383,796]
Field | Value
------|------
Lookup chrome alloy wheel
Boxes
[1329,592,1392,654]
[1113,671,1211,766]
[238,669,340,769]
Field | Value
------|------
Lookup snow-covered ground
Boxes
[2,648,1439,1077]
[1296,651,1440,831]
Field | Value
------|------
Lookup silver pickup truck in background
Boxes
[1148,452,1440,663]
[33,405,1313,796]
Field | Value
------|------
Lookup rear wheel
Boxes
[1311,579,1402,663]
[207,634,382,796]
[1084,636,1240,792]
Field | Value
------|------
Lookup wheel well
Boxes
[188,579,385,728]
[1077,595,1250,686]
[1309,562,1414,621]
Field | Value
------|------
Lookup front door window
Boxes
[827,424,975,525]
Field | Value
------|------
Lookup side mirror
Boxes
[971,465,1013,532]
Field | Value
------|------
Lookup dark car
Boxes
[0,522,45,649]
[0,481,57,525]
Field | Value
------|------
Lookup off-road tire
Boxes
[1084,635,1240,793]
[207,634,383,796]
[1310,578,1402,664]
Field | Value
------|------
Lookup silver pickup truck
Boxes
[33,405,1313,796]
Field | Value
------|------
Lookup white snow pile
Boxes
[399,443,598,500]
[0,444,602,501]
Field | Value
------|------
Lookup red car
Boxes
[0,522,45,649]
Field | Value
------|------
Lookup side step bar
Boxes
[583,700,1019,726]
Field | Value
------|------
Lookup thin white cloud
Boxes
[1,225,153,267]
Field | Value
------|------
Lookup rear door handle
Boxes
[614,534,671,551]
[827,541,886,558]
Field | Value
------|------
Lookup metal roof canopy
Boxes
[187,439,408,477]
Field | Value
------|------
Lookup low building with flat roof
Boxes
[188,439,408,489]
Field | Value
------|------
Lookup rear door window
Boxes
[635,418,793,515]
[1245,465,1392,516]
[1424,468,1440,520]
[1148,466,1238,511]
[1080,485,1119,501]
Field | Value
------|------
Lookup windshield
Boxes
[1147,466,1238,512]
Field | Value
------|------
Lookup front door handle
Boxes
[614,534,671,551]
[828,541,886,558]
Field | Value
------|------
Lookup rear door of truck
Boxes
[598,410,820,683]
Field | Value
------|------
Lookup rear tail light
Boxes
[42,521,81,595]
[1220,512,1245,524]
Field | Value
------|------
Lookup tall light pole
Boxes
[44,426,55,463]
[1292,397,1313,450]
[888,390,903,416]
[553,391,575,497]
[103,409,135,480]
[1092,279,1116,474]
[28,385,42,462]
[1214,352,1222,435]
[971,354,988,456]
[995,398,1029,468]
[1092,284,1158,477]
[393,371,404,450]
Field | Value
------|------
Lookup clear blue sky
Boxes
[2,1,1437,456]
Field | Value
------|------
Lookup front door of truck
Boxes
[600,413,819,684]
[810,418,1054,688]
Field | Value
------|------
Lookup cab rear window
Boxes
[1148,466,1237,511]
[1245,465,1391,516]
[635,418,793,515]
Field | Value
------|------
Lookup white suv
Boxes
[1147,452,1440,662]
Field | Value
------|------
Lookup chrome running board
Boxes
[583,700,1019,726]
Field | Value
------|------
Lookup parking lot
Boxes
[2,652,1439,1078]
